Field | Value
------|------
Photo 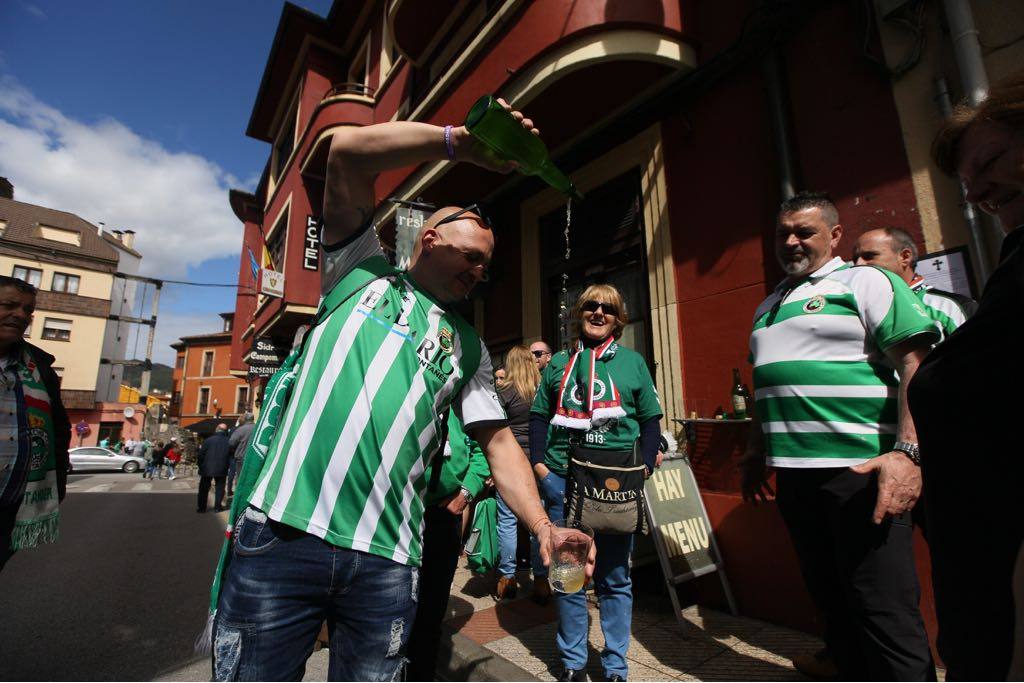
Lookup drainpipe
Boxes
[941,0,994,282]
[763,48,797,200]
[943,0,988,106]
[935,76,991,282]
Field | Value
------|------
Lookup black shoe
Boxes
[559,669,587,682]
[213,506,225,512]
[606,676,625,682]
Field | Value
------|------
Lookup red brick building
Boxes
[169,313,251,432]
[226,0,1024,642]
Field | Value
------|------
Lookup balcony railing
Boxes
[325,82,376,100]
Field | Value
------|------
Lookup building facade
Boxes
[0,180,154,447]
[169,313,252,431]
[227,0,1024,640]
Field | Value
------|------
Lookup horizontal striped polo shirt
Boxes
[249,225,505,566]
[749,257,938,468]
[909,276,975,343]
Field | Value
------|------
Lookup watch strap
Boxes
[893,441,921,466]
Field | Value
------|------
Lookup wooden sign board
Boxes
[644,456,737,616]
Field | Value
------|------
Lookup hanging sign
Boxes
[303,215,320,271]
[395,206,428,270]
[261,269,285,298]
[247,337,289,379]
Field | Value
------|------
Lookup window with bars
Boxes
[42,317,72,342]
[51,272,80,294]
[12,266,42,288]
[197,387,210,414]
[236,385,250,414]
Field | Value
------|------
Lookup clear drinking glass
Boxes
[548,519,593,594]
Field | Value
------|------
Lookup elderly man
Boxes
[853,226,976,341]
[741,192,938,680]
[0,275,70,572]
[529,340,553,371]
[213,102,580,681]
[197,424,231,513]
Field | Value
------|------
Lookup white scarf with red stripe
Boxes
[551,337,626,430]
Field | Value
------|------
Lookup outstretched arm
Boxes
[322,100,536,245]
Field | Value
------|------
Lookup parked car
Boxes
[68,447,145,473]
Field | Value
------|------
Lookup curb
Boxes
[437,625,539,682]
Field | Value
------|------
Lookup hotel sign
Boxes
[303,215,320,271]
[261,269,285,298]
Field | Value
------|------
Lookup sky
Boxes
[0,0,333,365]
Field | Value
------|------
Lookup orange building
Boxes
[169,313,251,433]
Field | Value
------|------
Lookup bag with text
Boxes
[565,441,647,535]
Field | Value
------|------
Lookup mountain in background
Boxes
[122,363,174,394]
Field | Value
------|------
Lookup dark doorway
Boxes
[539,169,653,365]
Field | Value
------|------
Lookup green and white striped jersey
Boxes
[749,257,938,468]
[909,276,975,342]
[249,226,505,566]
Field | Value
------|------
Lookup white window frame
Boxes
[235,385,250,414]
[201,350,215,377]
[51,271,80,294]
[348,35,372,94]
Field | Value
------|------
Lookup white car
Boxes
[68,447,146,473]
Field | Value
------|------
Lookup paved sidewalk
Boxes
[436,561,825,681]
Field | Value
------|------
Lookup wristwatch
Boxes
[459,486,474,502]
[893,441,921,466]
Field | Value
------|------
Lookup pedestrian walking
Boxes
[142,439,156,478]
[493,344,544,602]
[197,424,231,513]
[530,285,663,682]
[165,439,180,480]
[0,275,71,572]
[908,70,1024,681]
[209,101,581,682]
[405,411,491,681]
[151,441,166,479]
[741,192,938,680]
[226,413,254,498]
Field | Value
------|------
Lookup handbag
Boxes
[564,439,647,535]
[465,496,498,574]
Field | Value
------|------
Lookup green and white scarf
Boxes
[11,348,59,550]
[551,336,625,430]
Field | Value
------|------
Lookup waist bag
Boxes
[565,441,647,535]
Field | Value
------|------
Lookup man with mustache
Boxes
[741,192,939,680]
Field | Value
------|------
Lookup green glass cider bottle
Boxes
[464,95,583,201]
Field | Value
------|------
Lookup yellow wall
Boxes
[0,254,114,299]
[878,3,1024,278]
[28,312,106,391]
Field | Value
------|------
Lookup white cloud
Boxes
[0,77,248,279]
[19,2,46,20]
[146,310,229,367]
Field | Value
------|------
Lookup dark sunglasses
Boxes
[435,203,492,230]
[531,350,551,358]
[581,300,619,317]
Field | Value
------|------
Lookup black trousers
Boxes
[776,467,935,681]
[197,476,226,512]
[405,505,463,681]
[922,448,1022,680]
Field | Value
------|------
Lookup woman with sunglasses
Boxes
[529,284,663,682]
[493,345,543,601]
[908,70,1024,681]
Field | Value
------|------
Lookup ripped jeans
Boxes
[213,507,418,681]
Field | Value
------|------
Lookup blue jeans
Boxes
[495,492,519,578]
[542,471,635,678]
[213,508,418,681]
[533,471,566,579]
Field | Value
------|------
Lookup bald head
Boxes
[408,205,494,303]
[853,227,918,284]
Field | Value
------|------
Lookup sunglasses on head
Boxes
[581,300,618,317]
[435,203,492,230]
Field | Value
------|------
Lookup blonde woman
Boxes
[493,344,541,600]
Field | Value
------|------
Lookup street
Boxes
[0,472,226,681]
